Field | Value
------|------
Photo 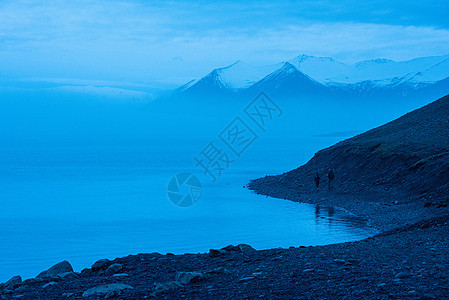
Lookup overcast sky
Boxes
[1,0,448,87]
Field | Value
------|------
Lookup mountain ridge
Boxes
[170,53,449,101]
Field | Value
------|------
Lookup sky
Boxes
[0,0,448,88]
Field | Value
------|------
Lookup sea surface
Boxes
[0,137,377,282]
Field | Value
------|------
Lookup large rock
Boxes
[175,271,204,284]
[91,259,111,271]
[105,263,123,276]
[82,283,134,297]
[221,244,256,252]
[208,249,227,257]
[37,261,73,279]
[3,275,22,290]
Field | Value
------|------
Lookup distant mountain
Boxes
[179,60,281,98]
[168,54,449,101]
[246,62,330,98]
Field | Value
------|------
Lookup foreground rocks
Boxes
[2,223,449,299]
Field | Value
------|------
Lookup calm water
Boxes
[0,138,376,281]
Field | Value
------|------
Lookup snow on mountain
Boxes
[178,54,449,97]
[212,60,281,89]
[288,55,350,85]
[289,54,449,86]
[185,60,282,93]
[405,57,449,84]
[248,62,328,96]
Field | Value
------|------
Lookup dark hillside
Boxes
[250,94,449,201]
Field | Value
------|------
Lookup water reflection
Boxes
[314,203,369,229]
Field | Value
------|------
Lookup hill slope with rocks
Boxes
[250,94,449,206]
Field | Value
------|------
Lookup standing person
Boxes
[328,169,335,190]
[314,172,320,190]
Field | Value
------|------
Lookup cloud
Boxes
[0,0,448,85]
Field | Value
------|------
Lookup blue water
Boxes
[0,138,376,282]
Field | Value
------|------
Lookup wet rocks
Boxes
[37,261,73,279]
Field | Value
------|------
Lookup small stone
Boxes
[37,261,73,279]
[303,268,314,273]
[394,272,410,279]
[62,293,74,298]
[43,282,57,289]
[332,259,345,264]
[176,272,204,284]
[105,263,123,276]
[113,273,129,277]
[239,276,256,282]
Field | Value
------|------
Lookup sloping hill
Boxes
[250,94,449,200]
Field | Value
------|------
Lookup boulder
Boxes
[37,261,73,279]
[82,283,133,297]
[105,263,123,276]
[58,272,79,280]
[208,249,227,257]
[221,244,256,252]
[176,272,204,284]
[91,259,111,272]
[3,275,22,290]
[21,278,43,286]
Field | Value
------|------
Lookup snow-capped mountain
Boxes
[172,54,449,99]
[180,60,281,96]
[247,62,329,97]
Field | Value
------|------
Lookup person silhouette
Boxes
[328,169,335,190]
[314,172,320,190]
